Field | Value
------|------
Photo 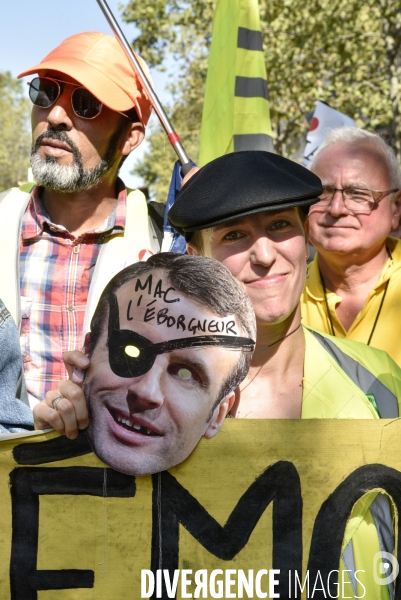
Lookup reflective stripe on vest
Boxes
[370,494,396,599]
[310,330,399,418]
[341,540,357,596]
[342,494,395,598]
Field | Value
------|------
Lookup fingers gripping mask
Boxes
[107,293,255,378]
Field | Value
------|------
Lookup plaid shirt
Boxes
[20,183,127,406]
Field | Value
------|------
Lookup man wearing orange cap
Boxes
[0,32,163,410]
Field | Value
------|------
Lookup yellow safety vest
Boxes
[303,327,400,598]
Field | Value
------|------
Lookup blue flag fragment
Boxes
[162,161,188,253]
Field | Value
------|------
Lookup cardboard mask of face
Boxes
[84,268,255,477]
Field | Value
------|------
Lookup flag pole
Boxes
[96,0,193,175]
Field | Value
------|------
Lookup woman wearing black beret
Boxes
[169,150,401,598]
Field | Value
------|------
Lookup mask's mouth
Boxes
[110,409,162,437]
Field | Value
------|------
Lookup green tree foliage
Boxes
[260,0,401,158]
[0,72,31,190]
[121,0,401,201]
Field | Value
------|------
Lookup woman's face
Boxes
[190,209,309,326]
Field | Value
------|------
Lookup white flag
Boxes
[303,101,355,168]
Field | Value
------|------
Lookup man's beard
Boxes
[30,125,126,193]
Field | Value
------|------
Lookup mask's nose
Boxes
[126,361,164,411]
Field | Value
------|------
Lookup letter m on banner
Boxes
[150,463,302,599]
[199,0,273,166]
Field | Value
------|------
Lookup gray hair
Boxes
[89,253,256,406]
[311,127,401,189]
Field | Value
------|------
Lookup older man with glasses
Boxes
[301,127,401,365]
[0,32,164,415]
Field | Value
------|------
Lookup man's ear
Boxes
[203,393,235,440]
[121,122,145,156]
[391,190,401,230]
[304,218,311,261]
[187,243,201,256]
[83,332,91,358]
[304,217,310,239]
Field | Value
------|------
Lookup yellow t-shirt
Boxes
[301,237,401,367]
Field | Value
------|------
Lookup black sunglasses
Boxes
[107,293,255,379]
[28,76,103,119]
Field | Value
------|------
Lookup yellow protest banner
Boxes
[199,0,273,166]
[0,419,400,599]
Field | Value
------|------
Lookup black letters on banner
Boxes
[12,431,92,465]
[9,434,136,600]
[307,464,401,600]
[7,435,401,600]
[150,462,303,599]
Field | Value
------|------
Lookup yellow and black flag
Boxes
[199,0,273,166]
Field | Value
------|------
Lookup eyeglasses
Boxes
[28,77,103,119]
[317,186,399,214]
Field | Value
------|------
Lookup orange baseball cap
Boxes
[18,31,153,126]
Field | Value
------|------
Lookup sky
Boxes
[0,0,171,189]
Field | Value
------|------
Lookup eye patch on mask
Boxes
[107,292,255,378]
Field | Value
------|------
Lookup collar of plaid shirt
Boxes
[22,178,127,241]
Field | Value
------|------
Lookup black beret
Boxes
[168,151,322,236]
